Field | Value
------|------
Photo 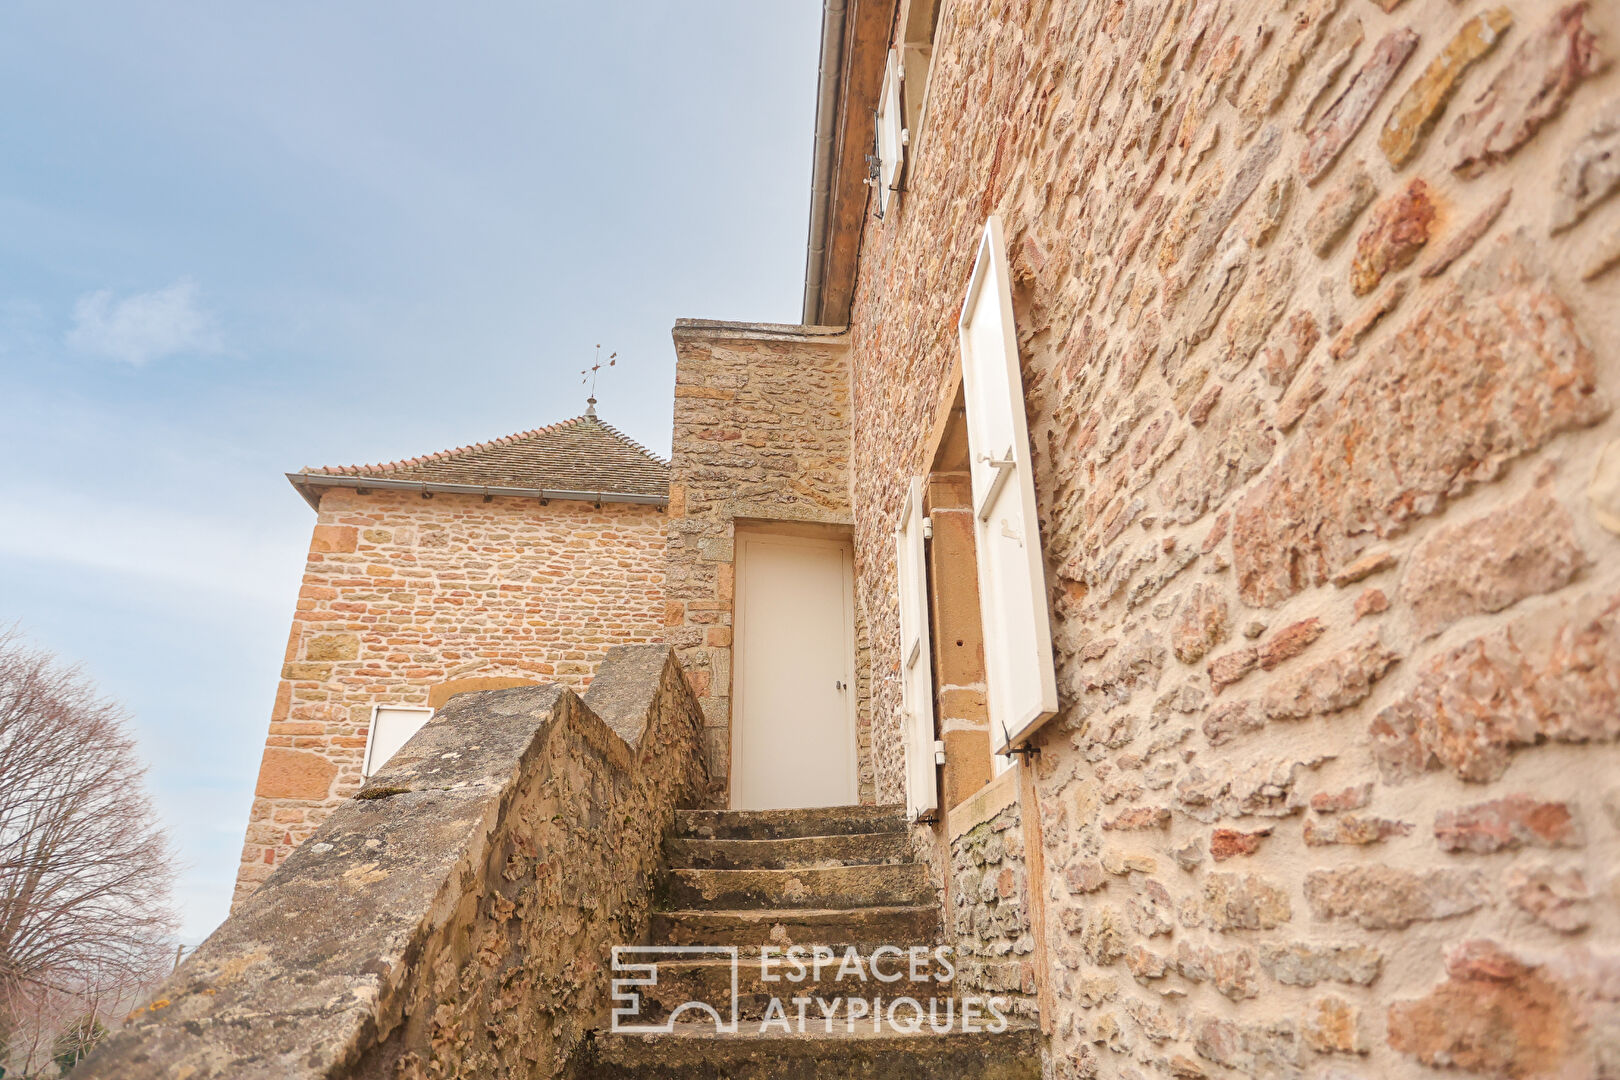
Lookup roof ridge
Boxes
[301,416,592,477]
[592,418,669,466]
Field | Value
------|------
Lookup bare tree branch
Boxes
[0,628,178,1065]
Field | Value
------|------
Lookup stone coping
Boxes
[75,644,700,1080]
[946,764,1022,841]
[671,318,850,344]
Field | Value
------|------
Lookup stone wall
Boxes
[83,646,706,1080]
[235,487,667,904]
[666,319,875,800]
[950,793,1040,1018]
[846,0,1620,1074]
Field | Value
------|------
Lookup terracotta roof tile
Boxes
[298,413,669,498]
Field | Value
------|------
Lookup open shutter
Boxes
[874,49,905,216]
[958,215,1059,756]
[895,476,937,820]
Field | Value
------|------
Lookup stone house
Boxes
[225,0,1620,1072]
[235,409,670,902]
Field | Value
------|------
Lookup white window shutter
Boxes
[875,49,905,216]
[895,477,937,820]
[958,215,1059,756]
[364,705,435,776]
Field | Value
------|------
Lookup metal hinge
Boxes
[933,739,947,766]
[922,515,933,540]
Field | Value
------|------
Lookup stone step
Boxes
[665,831,911,870]
[583,1020,1043,1080]
[674,805,907,841]
[666,864,932,910]
[624,954,954,1022]
[651,905,941,949]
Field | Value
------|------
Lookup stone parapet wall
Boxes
[235,487,666,904]
[847,0,1620,1074]
[666,320,874,800]
[81,646,707,1080]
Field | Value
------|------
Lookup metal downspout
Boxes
[801,0,847,325]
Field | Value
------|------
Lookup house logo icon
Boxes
[610,945,739,1034]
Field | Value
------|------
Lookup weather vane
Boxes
[581,344,617,415]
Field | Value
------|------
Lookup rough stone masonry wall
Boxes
[952,801,1041,1016]
[847,0,1620,1075]
[666,321,875,801]
[235,487,666,904]
[83,647,707,1080]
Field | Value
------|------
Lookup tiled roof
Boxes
[296,412,670,499]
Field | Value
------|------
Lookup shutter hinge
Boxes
[933,739,946,765]
[922,516,933,540]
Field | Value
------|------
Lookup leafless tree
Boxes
[0,629,177,1068]
[2,971,119,1077]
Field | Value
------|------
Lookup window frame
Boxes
[898,0,944,156]
[361,704,436,778]
[874,49,906,217]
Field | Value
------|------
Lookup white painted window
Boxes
[363,705,435,777]
[895,476,937,820]
[958,215,1059,758]
[874,49,905,217]
[898,0,942,143]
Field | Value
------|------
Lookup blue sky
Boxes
[0,2,822,942]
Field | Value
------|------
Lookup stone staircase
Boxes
[580,805,1042,1079]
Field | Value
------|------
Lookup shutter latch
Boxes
[975,447,1017,521]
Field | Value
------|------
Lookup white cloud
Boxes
[67,278,222,365]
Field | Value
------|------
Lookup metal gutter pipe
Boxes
[286,473,670,512]
[801,0,847,325]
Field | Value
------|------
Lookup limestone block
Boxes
[1301,29,1420,183]
[1258,942,1383,986]
[1306,165,1378,256]
[305,633,360,661]
[254,748,337,801]
[1400,486,1588,639]
[1304,865,1489,928]
[1233,239,1607,607]
[1450,2,1605,177]
[309,524,358,553]
[1371,590,1620,782]
[1350,179,1436,295]
[1388,941,1596,1074]
[1380,8,1513,167]
[1434,794,1583,852]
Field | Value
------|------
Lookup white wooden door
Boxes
[733,532,859,810]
